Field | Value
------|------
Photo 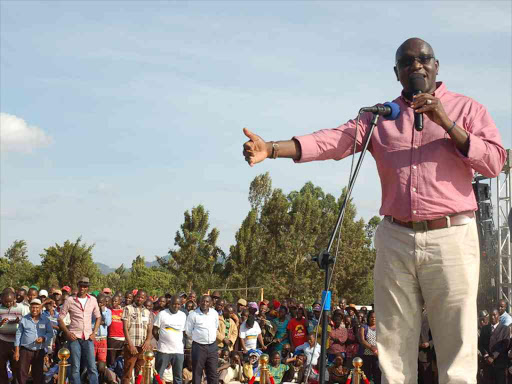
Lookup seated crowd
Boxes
[1,277,507,384]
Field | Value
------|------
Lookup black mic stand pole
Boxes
[314,113,380,384]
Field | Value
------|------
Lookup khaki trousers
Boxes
[374,217,479,384]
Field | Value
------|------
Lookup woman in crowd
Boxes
[272,306,290,353]
[327,353,349,384]
[359,311,380,384]
[343,315,359,368]
[268,351,289,384]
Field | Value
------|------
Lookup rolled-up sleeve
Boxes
[456,102,506,177]
[293,113,371,163]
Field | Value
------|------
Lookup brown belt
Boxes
[386,211,474,231]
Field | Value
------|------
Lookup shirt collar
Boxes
[399,82,446,105]
[74,294,91,302]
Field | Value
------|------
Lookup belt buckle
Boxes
[412,221,428,231]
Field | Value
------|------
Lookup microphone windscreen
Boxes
[383,102,400,120]
[410,74,426,93]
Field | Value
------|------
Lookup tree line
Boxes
[0,173,380,304]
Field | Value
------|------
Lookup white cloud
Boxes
[0,113,53,153]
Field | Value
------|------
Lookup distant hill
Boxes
[95,262,116,275]
[95,255,170,275]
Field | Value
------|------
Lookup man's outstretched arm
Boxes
[242,128,301,166]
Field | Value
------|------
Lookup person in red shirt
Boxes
[107,295,125,367]
[287,307,308,351]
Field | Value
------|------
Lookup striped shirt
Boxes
[0,303,30,343]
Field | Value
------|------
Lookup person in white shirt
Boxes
[239,316,264,353]
[153,296,187,384]
[295,333,321,371]
[185,295,219,384]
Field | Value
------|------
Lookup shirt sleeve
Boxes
[104,309,112,327]
[122,306,130,321]
[153,312,162,328]
[92,299,101,319]
[14,318,24,347]
[456,101,506,177]
[58,299,70,321]
[293,113,372,163]
[185,312,194,337]
[44,320,53,348]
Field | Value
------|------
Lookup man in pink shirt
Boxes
[58,276,101,384]
[242,37,507,383]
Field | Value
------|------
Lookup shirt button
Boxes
[413,210,417,214]
[412,187,417,192]
[412,165,417,169]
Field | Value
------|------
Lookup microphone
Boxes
[360,102,400,120]
[410,74,426,131]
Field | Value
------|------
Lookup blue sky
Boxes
[1,1,511,268]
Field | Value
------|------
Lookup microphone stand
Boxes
[313,112,380,384]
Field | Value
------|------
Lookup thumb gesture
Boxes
[243,128,269,167]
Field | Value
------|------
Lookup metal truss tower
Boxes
[497,149,512,304]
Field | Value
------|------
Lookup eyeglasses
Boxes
[396,55,435,67]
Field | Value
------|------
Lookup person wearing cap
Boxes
[0,290,30,382]
[103,287,112,296]
[58,276,101,384]
[39,289,49,301]
[306,303,321,334]
[479,309,490,331]
[237,299,247,317]
[14,299,53,384]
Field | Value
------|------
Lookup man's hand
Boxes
[14,349,20,362]
[66,331,78,342]
[36,337,44,344]
[142,339,151,352]
[129,344,138,356]
[243,128,269,167]
[486,356,494,365]
[89,333,96,342]
[223,338,231,347]
[411,94,451,130]
[0,318,8,326]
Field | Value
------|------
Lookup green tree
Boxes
[0,240,35,288]
[38,237,101,289]
[127,256,174,296]
[100,264,129,294]
[225,209,266,299]
[227,174,378,305]
[159,205,224,293]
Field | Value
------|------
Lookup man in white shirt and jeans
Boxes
[185,295,219,384]
[153,296,187,384]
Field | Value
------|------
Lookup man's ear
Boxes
[394,66,399,81]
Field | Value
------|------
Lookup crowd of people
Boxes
[0,277,510,384]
